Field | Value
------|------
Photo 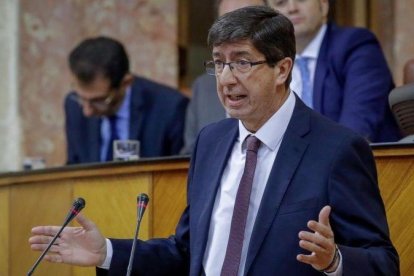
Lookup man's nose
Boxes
[218,64,237,86]
[286,0,299,13]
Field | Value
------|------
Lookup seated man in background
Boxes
[65,36,188,164]
[181,0,267,155]
[269,0,401,142]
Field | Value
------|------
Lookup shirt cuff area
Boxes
[325,248,343,276]
[97,238,113,270]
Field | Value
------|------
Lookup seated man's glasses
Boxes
[72,90,116,111]
[204,60,267,75]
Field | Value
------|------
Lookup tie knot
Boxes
[246,135,261,153]
[296,56,310,67]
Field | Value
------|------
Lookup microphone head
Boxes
[73,197,86,211]
[136,193,149,220]
[137,193,149,204]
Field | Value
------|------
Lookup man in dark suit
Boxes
[65,36,188,164]
[30,7,399,275]
[270,0,401,142]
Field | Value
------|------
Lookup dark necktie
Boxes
[221,135,261,276]
[105,115,119,161]
[296,56,313,108]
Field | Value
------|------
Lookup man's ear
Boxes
[275,57,293,85]
[320,0,330,19]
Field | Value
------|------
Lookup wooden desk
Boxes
[0,157,189,276]
[0,144,413,275]
[372,144,414,276]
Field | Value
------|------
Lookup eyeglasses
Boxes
[204,60,267,75]
[71,90,116,110]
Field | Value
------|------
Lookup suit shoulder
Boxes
[64,91,82,114]
[309,109,369,145]
[131,76,188,104]
[198,118,237,138]
[328,24,378,46]
[133,76,186,97]
[64,91,76,105]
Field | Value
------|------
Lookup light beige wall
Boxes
[393,0,414,85]
[0,0,22,172]
[16,0,178,168]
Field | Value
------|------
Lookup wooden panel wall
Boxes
[373,147,414,276]
[0,188,9,276]
[0,159,188,276]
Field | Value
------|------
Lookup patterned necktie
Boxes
[296,56,313,108]
[221,135,261,276]
[105,115,119,161]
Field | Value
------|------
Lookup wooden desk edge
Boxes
[0,156,191,187]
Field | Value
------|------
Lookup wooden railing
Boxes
[0,144,413,275]
[372,144,414,276]
[0,157,189,276]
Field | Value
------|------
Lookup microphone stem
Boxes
[126,217,142,276]
[27,220,70,276]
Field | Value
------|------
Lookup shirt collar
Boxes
[114,85,131,119]
[298,24,327,59]
[238,91,296,153]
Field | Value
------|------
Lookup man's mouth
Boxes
[289,17,303,25]
[226,94,247,108]
[228,95,246,101]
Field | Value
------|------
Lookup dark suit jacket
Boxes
[65,76,188,164]
[100,96,399,275]
[314,23,400,142]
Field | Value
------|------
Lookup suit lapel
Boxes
[244,98,311,274]
[192,121,238,274]
[313,24,332,112]
[128,78,145,140]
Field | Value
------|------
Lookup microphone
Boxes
[27,197,86,276]
[126,193,149,276]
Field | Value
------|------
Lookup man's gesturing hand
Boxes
[29,213,107,267]
[297,205,339,272]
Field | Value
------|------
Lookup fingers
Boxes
[307,220,333,240]
[297,252,318,265]
[31,226,61,236]
[30,243,62,253]
[296,205,336,270]
[75,213,96,231]
[29,235,56,245]
[318,205,331,227]
[44,254,64,263]
[298,230,331,252]
[306,205,333,240]
[29,234,64,251]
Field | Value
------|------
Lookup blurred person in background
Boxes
[65,36,188,164]
[269,0,401,142]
